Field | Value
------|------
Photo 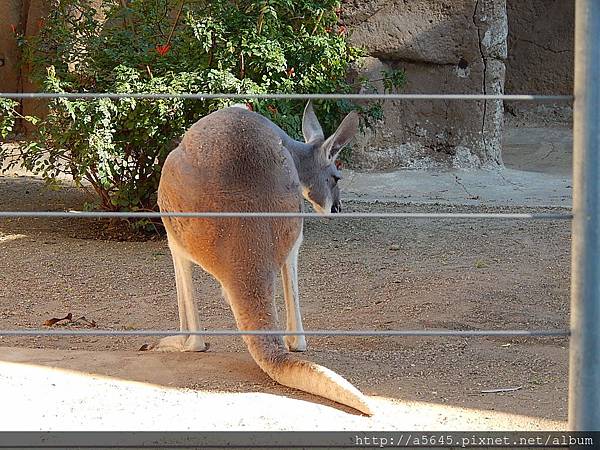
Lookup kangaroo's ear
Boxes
[302,100,325,144]
[321,111,359,161]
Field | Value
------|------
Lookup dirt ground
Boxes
[0,170,572,429]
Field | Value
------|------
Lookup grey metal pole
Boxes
[569,0,600,431]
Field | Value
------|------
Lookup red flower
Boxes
[37,18,45,29]
[155,44,171,56]
[337,25,347,35]
[245,103,253,111]
[287,67,295,78]
[267,105,278,115]
[335,160,343,170]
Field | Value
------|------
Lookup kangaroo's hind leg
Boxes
[143,243,208,352]
[281,230,307,352]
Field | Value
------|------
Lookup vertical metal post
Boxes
[569,0,600,431]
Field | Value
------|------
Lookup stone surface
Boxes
[344,0,508,170]
[344,0,482,65]
[505,0,574,95]
[339,124,573,207]
[504,0,574,123]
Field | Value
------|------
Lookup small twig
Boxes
[165,0,186,47]
[480,386,523,394]
[43,313,96,328]
[311,10,324,35]
[43,313,72,327]
[72,316,97,328]
[239,52,245,79]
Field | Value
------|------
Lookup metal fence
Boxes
[0,0,598,432]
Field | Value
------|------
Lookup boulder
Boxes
[344,0,507,169]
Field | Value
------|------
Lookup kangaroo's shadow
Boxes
[0,346,365,416]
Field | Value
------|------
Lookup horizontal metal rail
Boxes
[0,211,573,220]
[0,92,574,101]
[0,329,570,337]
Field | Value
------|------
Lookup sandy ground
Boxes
[0,126,573,430]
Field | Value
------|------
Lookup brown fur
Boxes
[156,106,372,415]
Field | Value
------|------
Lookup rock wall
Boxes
[506,0,574,95]
[504,0,574,125]
[344,0,508,170]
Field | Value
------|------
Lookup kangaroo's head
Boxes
[298,101,359,214]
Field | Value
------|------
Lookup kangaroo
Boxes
[151,101,372,415]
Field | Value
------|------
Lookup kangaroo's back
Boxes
[158,107,302,277]
[160,107,300,211]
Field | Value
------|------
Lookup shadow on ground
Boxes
[0,348,566,430]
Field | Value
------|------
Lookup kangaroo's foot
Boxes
[285,335,307,352]
[139,335,209,352]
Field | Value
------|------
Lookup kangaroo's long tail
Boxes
[245,333,373,415]
[224,268,372,415]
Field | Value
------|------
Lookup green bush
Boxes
[0,100,18,140]
[0,99,40,140]
[4,0,404,211]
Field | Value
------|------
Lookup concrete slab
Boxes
[341,168,572,208]
[502,127,572,176]
[0,347,565,431]
[341,126,573,208]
